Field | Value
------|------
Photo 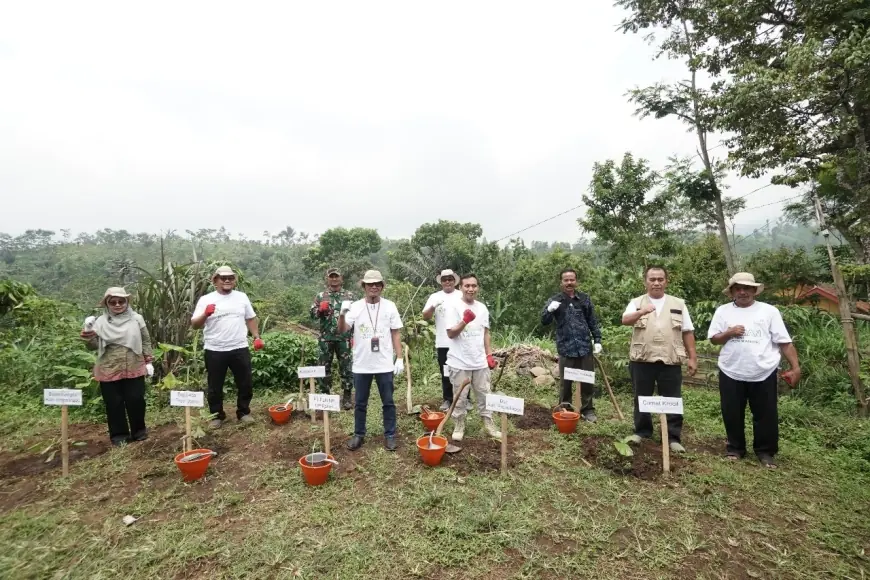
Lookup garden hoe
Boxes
[593,355,625,421]
[433,378,472,454]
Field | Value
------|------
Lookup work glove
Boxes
[462,309,476,324]
[593,343,603,355]
[340,300,352,314]
[253,338,265,351]
[204,304,216,317]
[145,363,154,377]
[318,300,330,314]
[547,300,560,312]
[393,358,405,376]
[83,315,96,331]
[487,354,497,369]
[432,297,445,309]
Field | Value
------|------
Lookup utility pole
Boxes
[813,188,867,415]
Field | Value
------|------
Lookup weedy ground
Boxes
[1,359,869,579]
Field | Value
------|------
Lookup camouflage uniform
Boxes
[310,288,355,396]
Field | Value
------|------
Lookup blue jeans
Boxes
[353,372,397,438]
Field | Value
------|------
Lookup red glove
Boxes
[462,309,476,324]
[318,300,330,313]
[204,304,216,317]
[253,338,265,351]
[781,369,798,387]
[487,354,497,369]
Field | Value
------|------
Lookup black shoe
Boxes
[342,391,353,411]
[132,431,148,442]
[346,435,364,451]
[384,436,397,451]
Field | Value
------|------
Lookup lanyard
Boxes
[365,300,381,334]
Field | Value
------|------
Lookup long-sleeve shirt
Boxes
[540,291,602,358]
[310,288,355,342]
[85,327,153,383]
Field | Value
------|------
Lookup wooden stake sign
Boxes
[563,367,595,413]
[404,346,413,414]
[485,394,525,475]
[298,366,326,424]
[638,396,684,475]
[309,394,340,455]
[44,389,83,477]
[170,390,205,453]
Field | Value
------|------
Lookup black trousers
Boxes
[205,348,253,420]
[100,376,147,444]
[630,361,683,442]
[436,347,452,403]
[718,370,779,457]
[558,354,595,412]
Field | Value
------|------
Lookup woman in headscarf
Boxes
[80,287,153,446]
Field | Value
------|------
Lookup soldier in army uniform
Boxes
[310,268,356,409]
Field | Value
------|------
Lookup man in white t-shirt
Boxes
[191,266,264,428]
[621,266,697,453]
[338,270,404,452]
[708,272,801,469]
[422,268,461,411]
[445,274,501,441]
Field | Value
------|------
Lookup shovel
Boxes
[594,355,625,421]
[180,451,218,463]
[274,396,294,413]
[304,452,339,467]
[435,378,472,454]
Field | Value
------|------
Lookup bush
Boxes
[250,331,319,391]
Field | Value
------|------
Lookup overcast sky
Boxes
[0,1,797,244]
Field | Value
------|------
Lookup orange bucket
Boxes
[268,404,293,425]
[416,435,448,466]
[299,454,334,486]
[174,448,215,481]
[420,412,445,432]
[552,411,580,434]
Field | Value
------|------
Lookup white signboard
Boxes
[298,366,327,379]
[563,368,596,384]
[485,394,525,416]
[638,396,684,415]
[309,393,341,412]
[44,389,83,406]
[170,390,204,407]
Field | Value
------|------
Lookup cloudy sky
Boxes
[0,1,796,244]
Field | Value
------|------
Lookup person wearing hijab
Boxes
[80,287,153,446]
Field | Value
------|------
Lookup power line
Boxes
[733,183,773,200]
[493,204,585,243]
[735,194,803,214]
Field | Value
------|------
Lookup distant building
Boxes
[785,284,870,315]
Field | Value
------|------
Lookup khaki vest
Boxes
[629,294,688,365]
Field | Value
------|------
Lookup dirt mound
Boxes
[441,438,513,475]
[512,405,554,430]
[491,344,558,377]
[581,435,687,480]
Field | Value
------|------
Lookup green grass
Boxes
[1,349,869,579]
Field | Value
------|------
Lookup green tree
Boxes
[303,227,382,281]
[388,220,482,284]
[579,153,680,269]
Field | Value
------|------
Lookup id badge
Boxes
[370,336,380,352]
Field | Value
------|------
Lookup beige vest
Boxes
[629,294,688,365]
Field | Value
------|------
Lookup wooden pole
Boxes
[595,356,625,421]
[404,346,413,414]
[814,190,867,415]
[309,378,316,424]
[660,414,670,476]
[574,381,581,414]
[500,413,508,475]
[61,405,69,477]
[323,411,331,456]
[185,407,192,452]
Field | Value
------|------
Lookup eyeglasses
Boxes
[441,278,455,283]
[218,276,236,282]
[107,298,127,306]
[364,282,384,288]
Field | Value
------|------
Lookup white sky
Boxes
[0,1,796,244]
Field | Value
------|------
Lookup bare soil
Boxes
[512,404,553,430]
[580,435,688,480]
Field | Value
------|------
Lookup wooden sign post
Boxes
[638,396,684,476]
[485,394,525,475]
[170,390,205,452]
[563,367,595,414]
[298,366,327,425]
[309,393,341,455]
[44,389,83,477]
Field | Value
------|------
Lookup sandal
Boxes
[758,454,778,469]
